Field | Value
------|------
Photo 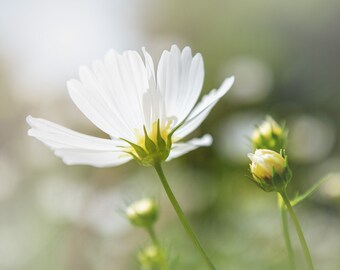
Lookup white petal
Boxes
[27,116,131,167]
[141,47,163,130]
[142,47,156,84]
[54,149,131,168]
[247,153,255,162]
[67,49,151,142]
[157,45,204,126]
[166,134,213,161]
[67,78,133,139]
[174,76,234,139]
[104,50,149,134]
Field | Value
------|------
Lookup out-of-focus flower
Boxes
[248,149,291,192]
[27,45,234,167]
[126,198,158,228]
[220,56,272,105]
[289,115,335,163]
[138,244,167,270]
[252,116,286,152]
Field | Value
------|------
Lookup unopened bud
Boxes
[138,245,166,269]
[252,116,286,152]
[248,149,291,192]
[126,198,158,228]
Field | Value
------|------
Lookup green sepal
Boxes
[166,134,172,151]
[156,120,166,150]
[247,174,276,192]
[121,138,147,159]
[143,126,157,153]
[128,152,145,166]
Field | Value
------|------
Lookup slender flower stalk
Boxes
[279,195,296,270]
[154,163,216,270]
[147,226,160,247]
[146,227,169,270]
[279,191,314,270]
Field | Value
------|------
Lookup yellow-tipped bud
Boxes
[248,149,291,192]
[249,149,285,180]
[126,198,158,228]
[252,116,286,152]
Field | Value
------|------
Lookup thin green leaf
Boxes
[291,173,333,206]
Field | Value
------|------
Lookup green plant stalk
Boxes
[146,226,168,270]
[280,200,296,270]
[279,191,314,270]
[147,226,160,246]
[154,163,216,270]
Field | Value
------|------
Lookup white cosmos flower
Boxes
[27,45,234,167]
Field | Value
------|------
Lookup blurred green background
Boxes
[1,0,340,269]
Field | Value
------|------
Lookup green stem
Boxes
[279,196,296,270]
[154,163,216,270]
[279,191,314,270]
[146,226,168,270]
[147,226,160,246]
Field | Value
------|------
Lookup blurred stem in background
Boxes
[279,191,314,270]
[154,163,217,270]
[279,194,296,270]
[147,226,160,247]
[146,226,168,270]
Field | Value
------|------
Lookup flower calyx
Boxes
[123,120,173,167]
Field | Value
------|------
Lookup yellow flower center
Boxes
[134,120,172,151]
[123,119,174,166]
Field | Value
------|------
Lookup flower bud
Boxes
[252,116,287,152]
[248,149,291,192]
[126,198,158,228]
[138,245,166,269]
